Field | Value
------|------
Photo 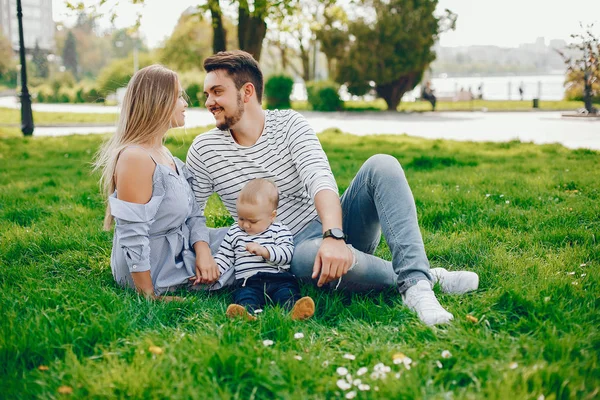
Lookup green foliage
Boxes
[0,131,599,398]
[32,42,49,79]
[62,30,79,78]
[306,80,343,111]
[0,32,16,86]
[564,70,600,103]
[159,14,212,72]
[185,83,202,107]
[265,74,294,109]
[95,53,157,96]
[321,0,455,111]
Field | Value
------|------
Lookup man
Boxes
[186,51,479,326]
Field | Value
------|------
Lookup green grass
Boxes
[0,106,118,126]
[1,128,599,399]
[292,99,598,112]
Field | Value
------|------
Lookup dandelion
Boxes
[486,194,491,197]
[337,379,352,391]
[322,360,329,368]
[572,281,579,285]
[356,367,368,376]
[262,340,274,347]
[358,384,371,391]
[500,194,504,198]
[392,352,407,364]
[38,365,49,371]
[57,386,73,395]
[148,346,163,355]
[336,367,349,376]
[466,315,478,323]
[345,391,357,399]
[441,350,452,359]
[505,200,510,204]
[509,362,518,370]
[436,360,443,369]
[294,332,304,339]
[294,355,302,361]
[343,354,356,360]
[567,271,575,275]
[581,273,587,277]
[580,263,587,267]
[537,395,545,400]
[544,296,551,302]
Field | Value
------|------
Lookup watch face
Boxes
[331,228,344,239]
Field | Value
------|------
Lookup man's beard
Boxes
[216,92,245,131]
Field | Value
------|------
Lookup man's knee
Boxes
[363,154,406,182]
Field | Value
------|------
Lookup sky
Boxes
[52,0,600,49]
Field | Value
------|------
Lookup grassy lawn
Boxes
[1,128,598,399]
[292,99,597,112]
[0,107,118,126]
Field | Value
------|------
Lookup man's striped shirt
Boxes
[214,222,294,280]
[186,109,338,236]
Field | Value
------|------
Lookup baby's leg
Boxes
[232,285,265,314]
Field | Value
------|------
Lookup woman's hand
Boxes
[191,242,220,285]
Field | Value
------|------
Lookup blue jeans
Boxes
[290,154,432,293]
[207,155,431,293]
[232,271,302,314]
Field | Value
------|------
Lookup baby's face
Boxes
[237,199,276,235]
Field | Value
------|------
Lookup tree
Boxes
[558,24,599,114]
[32,41,49,78]
[62,30,79,78]
[319,0,455,111]
[0,32,16,85]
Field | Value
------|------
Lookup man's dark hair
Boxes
[203,50,264,104]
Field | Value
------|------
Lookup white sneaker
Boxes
[430,268,479,294]
[402,280,454,326]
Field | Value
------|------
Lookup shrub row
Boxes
[264,75,344,112]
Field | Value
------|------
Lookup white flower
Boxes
[441,350,452,359]
[509,362,518,370]
[322,360,329,368]
[358,384,370,391]
[345,374,353,383]
[294,355,302,361]
[345,391,357,399]
[294,332,304,339]
[336,367,349,376]
[485,194,491,197]
[572,281,579,285]
[500,194,504,198]
[356,367,368,376]
[581,273,587,277]
[566,271,576,275]
[262,340,274,347]
[537,395,545,400]
[436,360,443,369]
[580,263,587,267]
[505,200,510,204]
[395,373,401,379]
[343,354,356,360]
[337,379,352,391]
[254,309,263,314]
[352,379,362,386]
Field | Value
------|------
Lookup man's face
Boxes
[204,70,245,131]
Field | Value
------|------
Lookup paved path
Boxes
[1,97,598,150]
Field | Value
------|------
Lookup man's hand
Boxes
[312,238,354,287]
[246,242,270,259]
[191,249,220,285]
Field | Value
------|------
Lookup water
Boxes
[291,74,567,102]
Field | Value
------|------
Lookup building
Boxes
[0,0,54,52]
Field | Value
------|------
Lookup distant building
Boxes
[0,0,54,52]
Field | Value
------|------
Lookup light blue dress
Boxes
[109,154,212,295]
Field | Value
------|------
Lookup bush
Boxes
[265,75,294,109]
[306,81,343,111]
[96,53,157,97]
[564,70,600,103]
[185,83,202,107]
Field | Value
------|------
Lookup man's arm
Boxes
[312,190,354,287]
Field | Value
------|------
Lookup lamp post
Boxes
[16,0,34,136]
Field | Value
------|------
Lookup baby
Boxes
[214,178,315,321]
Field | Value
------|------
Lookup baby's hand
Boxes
[246,242,270,259]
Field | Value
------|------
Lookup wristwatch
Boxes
[323,228,347,241]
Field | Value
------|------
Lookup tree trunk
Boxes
[376,72,419,111]
[299,42,311,82]
[208,0,227,53]
[238,2,267,61]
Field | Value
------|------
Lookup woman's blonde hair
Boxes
[94,64,180,230]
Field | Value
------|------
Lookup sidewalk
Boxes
[2,97,598,150]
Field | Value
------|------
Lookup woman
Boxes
[94,65,221,300]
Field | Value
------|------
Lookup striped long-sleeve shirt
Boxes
[214,222,294,280]
[186,109,339,236]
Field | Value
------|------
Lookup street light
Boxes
[16,0,34,136]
